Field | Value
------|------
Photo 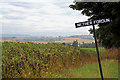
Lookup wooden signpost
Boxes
[75,18,111,80]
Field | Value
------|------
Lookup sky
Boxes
[0,0,93,37]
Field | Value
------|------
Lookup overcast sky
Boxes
[0,0,93,37]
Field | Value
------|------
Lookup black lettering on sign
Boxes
[75,18,111,28]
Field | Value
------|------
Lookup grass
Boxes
[51,59,118,78]
[80,48,105,53]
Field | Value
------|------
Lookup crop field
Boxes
[55,38,94,44]
[2,42,119,78]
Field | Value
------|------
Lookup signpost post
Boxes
[75,18,111,80]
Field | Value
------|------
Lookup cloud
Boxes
[9,2,34,9]
[0,0,73,3]
[0,0,90,36]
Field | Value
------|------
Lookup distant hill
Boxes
[1,34,30,38]
[67,35,94,40]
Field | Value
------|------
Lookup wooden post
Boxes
[92,20,104,80]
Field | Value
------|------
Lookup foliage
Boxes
[2,42,118,78]
[69,2,120,48]
[79,42,96,48]
[72,40,78,47]
[100,48,119,60]
[2,42,96,78]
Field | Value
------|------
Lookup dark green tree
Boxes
[69,2,120,48]
[72,40,78,47]
[62,42,66,45]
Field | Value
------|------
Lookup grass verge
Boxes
[51,59,118,78]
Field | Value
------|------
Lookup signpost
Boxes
[75,18,111,80]
[75,18,111,28]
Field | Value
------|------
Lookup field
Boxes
[80,48,105,53]
[55,38,94,44]
[2,42,119,78]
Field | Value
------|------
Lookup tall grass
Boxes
[100,48,119,60]
[53,59,118,78]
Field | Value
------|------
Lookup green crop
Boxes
[2,42,118,78]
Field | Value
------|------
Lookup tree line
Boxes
[61,40,102,48]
